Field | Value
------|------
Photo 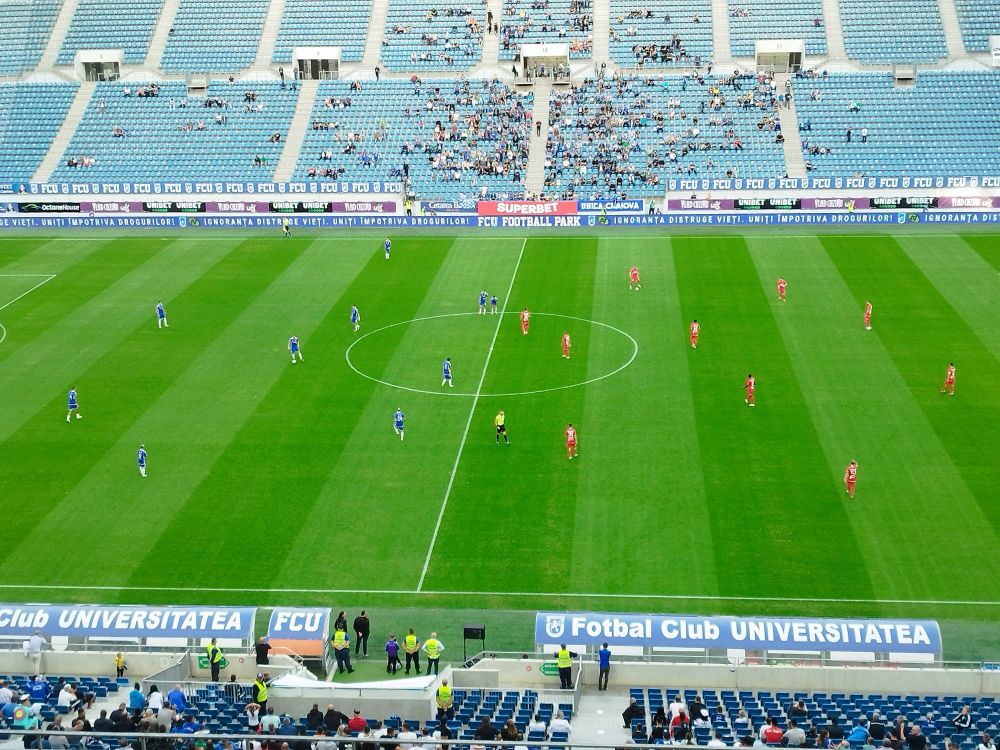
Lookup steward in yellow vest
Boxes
[403,628,421,674]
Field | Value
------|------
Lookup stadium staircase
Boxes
[711,0,734,63]
[361,0,390,70]
[38,0,84,69]
[479,0,502,69]
[31,80,95,183]
[936,0,968,58]
[253,0,286,70]
[820,0,848,58]
[524,78,551,197]
[145,0,182,70]
[272,78,318,182]
[591,0,610,67]
[775,73,807,178]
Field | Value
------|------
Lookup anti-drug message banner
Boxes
[0,605,255,639]
[535,612,942,654]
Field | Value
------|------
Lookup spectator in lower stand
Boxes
[347,710,367,734]
[474,717,498,742]
[785,719,806,747]
[527,714,547,735]
[868,714,886,743]
[323,704,348,733]
[907,727,928,750]
[622,698,644,729]
[761,717,784,744]
[707,732,727,748]
[277,717,300,737]
[549,711,571,737]
[848,719,871,744]
[92,710,112,733]
[670,711,690,741]
[128,682,144,712]
[827,716,845,741]
[260,707,281,734]
[890,717,909,749]
[978,734,995,750]
[952,707,972,732]
[305,704,323,730]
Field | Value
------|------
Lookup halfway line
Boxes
[416,238,528,591]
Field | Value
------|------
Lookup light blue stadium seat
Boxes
[609,0,712,67]
[728,0,827,57]
[272,0,371,63]
[0,0,61,76]
[0,82,80,181]
[501,0,593,60]
[381,0,484,70]
[161,0,269,72]
[839,0,947,62]
[57,0,165,64]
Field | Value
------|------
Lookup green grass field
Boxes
[1,230,998,663]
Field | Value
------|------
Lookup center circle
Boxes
[345,312,638,397]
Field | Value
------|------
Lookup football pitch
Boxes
[1,230,998,661]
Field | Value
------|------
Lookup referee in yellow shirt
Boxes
[495,410,509,445]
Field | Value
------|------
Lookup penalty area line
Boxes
[416,237,527,592]
[0,274,57,313]
[0,583,995,607]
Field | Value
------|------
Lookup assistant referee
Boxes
[495,410,509,445]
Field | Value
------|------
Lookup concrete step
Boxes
[39,0,84,69]
[524,79,551,197]
[272,78,319,182]
[145,0,182,70]
[820,0,848,59]
[776,74,806,178]
[711,0,733,64]
[361,0,391,69]
[253,0,287,68]
[936,0,967,59]
[33,80,96,183]
[592,0,610,66]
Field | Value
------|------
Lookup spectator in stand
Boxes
[347,710,368,733]
[785,719,806,747]
[690,695,710,727]
[167,685,187,713]
[906,726,928,750]
[708,732,727,748]
[978,734,995,750]
[827,717,845,741]
[868,714,886,743]
[314,726,337,750]
[952,708,972,732]
[670,711,690,741]
[245,703,262,733]
[622,698,644,729]
[761,717,785,744]
[789,701,809,720]
[128,683,145,711]
[528,714,547,735]
[255,637,272,665]
[848,720,870,744]
[93,710,113,733]
[324,705,349,732]
[277,717,300,737]
[474,717,498,742]
[146,684,163,711]
[260,707,281,734]
[306,704,324,730]
[890,716,910,749]
[549,711,571,737]
[669,693,687,718]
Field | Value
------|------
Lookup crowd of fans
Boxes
[381,6,483,67]
[501,0,593,57]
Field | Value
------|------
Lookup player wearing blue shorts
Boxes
[351,304,361,332]
[384,237,391,260]
[289,335,303,364]
[66,387,82,422]
[137,444,148,477]
[393,408,405,441]
[490,294,498,315]
[441,357,453,387]
[478,290,488,316]
[156,301,168,329]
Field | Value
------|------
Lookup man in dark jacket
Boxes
[353,612,371,658]
[623,698,644,729]
[323,705,349,732]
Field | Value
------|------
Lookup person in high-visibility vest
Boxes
[555,644,577,689]
[206,638,224,682]
[422,632,444,676]
[403,628,421,675]
[252,672,270,713]
[331,627,355,674]
[435,679,454,721]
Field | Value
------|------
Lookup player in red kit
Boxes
[864,300,872,330]
[777,278,787,302]
[844,459,858,498]
[561,331,571,358]
[629,266,641,291]
[689,319,700,349]
[744,373,755,406]
[565,423,578,459]
[941,362,956,395]
[520,308,530,335]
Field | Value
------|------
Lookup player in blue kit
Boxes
[351,304,361,332]
[137,444,148,477]
[66,387,82,422]
[393,408,405,441]
[289,335,303,364]
[384,237,391,260]
[441,357,453,387]
[490,294,498,315]
[156,301,168,328]
[479,290,488,315]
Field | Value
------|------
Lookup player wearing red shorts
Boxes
[941,362,956,396]
[777,278,787,303]
[744,373,755,407]
[565,423,578,459]
[864,300,873,330]
[689,319,700,349]
[629,266,641,291]
[561,331,571,359]
[844,459,858,498]
[520,308,530,335]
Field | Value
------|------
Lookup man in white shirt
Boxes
[708,732,727,748]
[0,680,15,704]
[57,684,79,712]
[260,708,281,733]
[669,695,687,719]
[27,632,46,674]
[527,715,547,735]
[548,712,571,736]
[397,722,419,749]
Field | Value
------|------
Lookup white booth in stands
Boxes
[74,49,123,81]
[518,43,571,85]
[991,36,1000,67]
[293,47,341,80]
[755,39,805,73]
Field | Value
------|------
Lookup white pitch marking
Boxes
[416,238,526,592]
[344,312,638,398]
[0,582,994,607]
[0,274,56,313]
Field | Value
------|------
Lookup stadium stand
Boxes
[0,82,80,181]
[292,78,530,199]
[0,0,62,77]
[500,0,594,60]
[57,0,166,65]
[953,0,1000,53]
[838,0,948,63]
[727,0,828,58]
[627,688,1000,750]
[272,0,371,64]
[543,72,787,198]
[608,0,713,68]
[48,80,299,182]
[160,0,270,73]
[791,71,1000,177]
[380,0,484,71]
